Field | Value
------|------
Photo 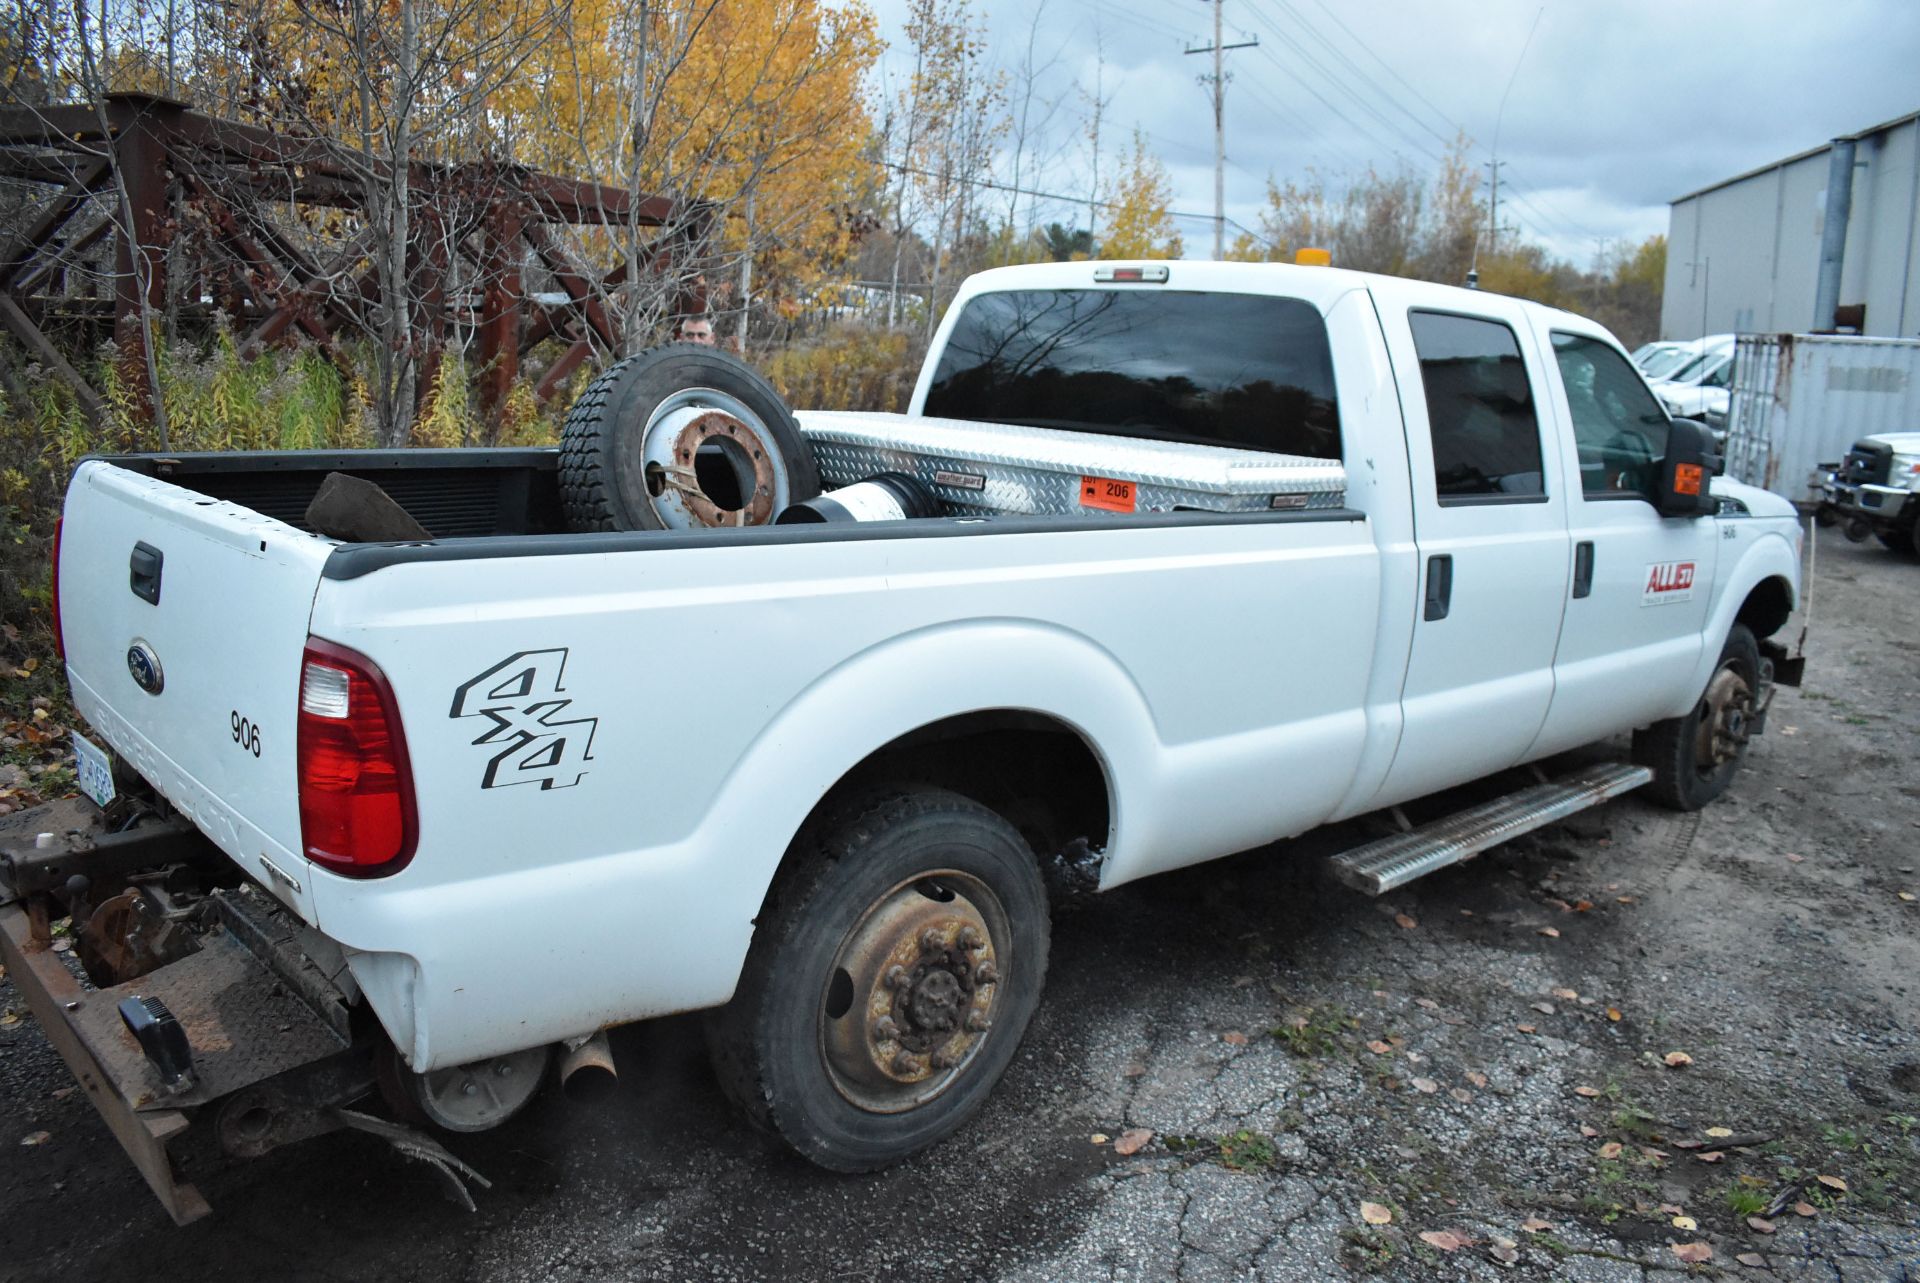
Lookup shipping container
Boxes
[1723,333,1920,504]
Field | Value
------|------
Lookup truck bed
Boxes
[103,448,570,539]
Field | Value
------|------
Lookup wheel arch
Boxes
[1677,533,1800,702]
[701,619,1152,969]
[1734,573,1794,641]
[794,708,1115,873]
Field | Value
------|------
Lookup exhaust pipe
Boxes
[558,1031,617,1103]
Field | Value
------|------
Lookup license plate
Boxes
[72,731,116,811]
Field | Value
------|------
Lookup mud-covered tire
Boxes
[705,788,1050,1172]
[557,345,818,532]
[1634,623,1762,811]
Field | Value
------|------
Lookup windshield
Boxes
[1640,348,1695,379]
[1666,349,1726,384]
[923,288,1342,459]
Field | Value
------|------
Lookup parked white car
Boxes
[1657,352,1736,422]
[5,260,1806,1224]
[1632,340,1690,373]
[1639,336,1718,382]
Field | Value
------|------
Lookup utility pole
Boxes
[1483,158,1505,258]
[1185,1,1257,259]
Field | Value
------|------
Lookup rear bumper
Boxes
[0,802,359,1225]
[0,892,209,1223]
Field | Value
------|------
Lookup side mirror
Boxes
[1655,418,1722,517]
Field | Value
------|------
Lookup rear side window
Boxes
[1551,331,1671,498]
[1407,311,1545,502]
[922,289,1341,459]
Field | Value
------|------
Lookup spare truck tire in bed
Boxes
[559,344,820,531]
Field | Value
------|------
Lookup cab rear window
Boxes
[923,289,1341,459]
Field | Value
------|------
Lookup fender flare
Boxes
[691,616,1155,938]
[1677,530,1798,707]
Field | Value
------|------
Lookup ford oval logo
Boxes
[126,640,164,695]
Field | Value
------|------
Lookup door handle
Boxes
[1572,541,1595,599]
[1423,554,1453,621]
[129,541,163,605]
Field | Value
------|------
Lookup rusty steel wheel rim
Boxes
[1694,662,1754,773]
[635,386,790,529]
[819,871,1008,1115]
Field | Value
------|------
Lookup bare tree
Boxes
[253,0,568,443]
[1000,0,1065,244]
[1077,24,1111,251]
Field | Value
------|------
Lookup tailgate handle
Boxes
[129,541,163,605]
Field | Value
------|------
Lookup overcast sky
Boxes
[862,0,1920,268]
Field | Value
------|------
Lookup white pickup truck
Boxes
[2,260,1806,1223]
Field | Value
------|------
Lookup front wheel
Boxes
[1634,623,1762,811]
[706,788,1050,1172]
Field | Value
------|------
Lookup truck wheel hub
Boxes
[1696,665,1754,768]
[907,968,964,1032]
[637,388,788,529]
[819,873,1004,1114]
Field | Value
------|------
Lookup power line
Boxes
[1238,0,1444,169]
[1072,0,1189,41]
[877,157,1277,251]
[1298,0,1462,141]
[1500,169,1608,243]
[1475,5,1544,275]
[1267,0,1456,153]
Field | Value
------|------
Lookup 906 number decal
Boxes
[230,710,262,757]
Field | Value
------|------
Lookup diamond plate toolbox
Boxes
[795,410,1347,518]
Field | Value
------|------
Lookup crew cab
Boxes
[1,261,1806,1223]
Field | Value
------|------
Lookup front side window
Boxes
[1551,331,1671,498]
[922,289,1341,459]
[1408,310,1545,502]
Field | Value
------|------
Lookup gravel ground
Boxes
[1,524,1916,1282]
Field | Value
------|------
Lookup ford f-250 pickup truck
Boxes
[0,260,1806,1223]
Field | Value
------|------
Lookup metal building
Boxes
[1661,109,1920,341]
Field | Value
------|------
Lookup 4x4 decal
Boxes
[451,649,598,790]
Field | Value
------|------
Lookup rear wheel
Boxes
[1634,623,1762,811]
[706,788,1049,1171]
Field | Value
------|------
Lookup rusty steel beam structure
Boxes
[0,93,711,429]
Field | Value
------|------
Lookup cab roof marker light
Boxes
[1094,265,1170,283]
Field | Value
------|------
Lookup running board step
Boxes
[1328,762,1653,896]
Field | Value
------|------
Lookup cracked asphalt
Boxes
[2,524,1917,1282]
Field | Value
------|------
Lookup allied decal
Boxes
[451,650,598,790]
[1641,560,1696,606]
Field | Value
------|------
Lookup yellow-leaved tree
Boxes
[507,0,884,345]
[1098,131,1182,260]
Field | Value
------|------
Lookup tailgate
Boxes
[59,460,333,920]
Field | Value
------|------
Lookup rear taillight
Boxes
[50,517,64,659]
[297,638,416,877]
